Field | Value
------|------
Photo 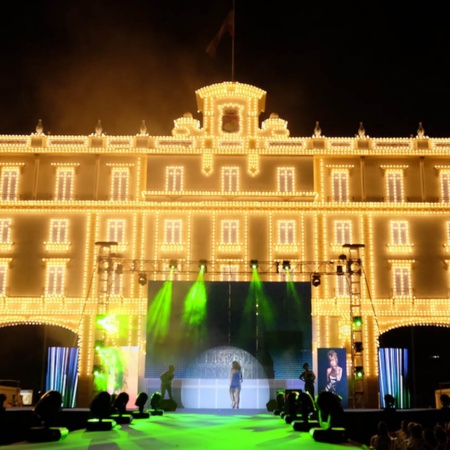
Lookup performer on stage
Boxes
[160,364,175,400]
[299,362,316,399]
[230,360,243,409]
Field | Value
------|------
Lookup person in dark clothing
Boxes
[299,362,316,399]
[160,365,175,400]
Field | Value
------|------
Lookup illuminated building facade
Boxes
[1,81,450,407]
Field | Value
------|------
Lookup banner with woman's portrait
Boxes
[318,348,348,408]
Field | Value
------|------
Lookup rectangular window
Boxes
[331,170,349,202]
[441,171,450,203]
[334,220,352,245]
[278,220,295,244]
[336,275,349,297]
[164,219,182,244]
[55,168,74,200]
[1,167,19,201]
[166,167,183,191]
[107,219,126,244]
[221,220,239,244]
[222,167,239,192]
[49,219,68,243]
[386,171,404,202]
[0,219,12,243]
[46,265,65,296]
[393,266,411,296]
[0,264,7,295]
[391,221,409,245]
[111,168,129,201]
[278,167,294,192]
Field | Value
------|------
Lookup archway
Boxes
[379,325,450,408]
[0,324,77,402]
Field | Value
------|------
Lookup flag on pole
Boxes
[206,9,234,57]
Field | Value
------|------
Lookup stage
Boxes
[2,407,449,448]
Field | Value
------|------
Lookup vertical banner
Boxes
[318,348,348,408]
[46,347,79,407]
[378,347,410,409]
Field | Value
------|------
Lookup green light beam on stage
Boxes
[286,276,301,304]
[97,314,120,335]
[147,280,173,345]
[249,269,275,328]
[96,314,130,344]
[182,270,207,338]
[93,371,107,391]
[93,347,126,392]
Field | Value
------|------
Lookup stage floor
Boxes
[5,409,366,449]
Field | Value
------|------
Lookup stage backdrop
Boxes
[145,281,312,381]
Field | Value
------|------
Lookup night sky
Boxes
[1,1,450,138]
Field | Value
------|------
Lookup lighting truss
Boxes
[108,258,340,277]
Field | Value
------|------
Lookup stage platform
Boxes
[2,407,450,448]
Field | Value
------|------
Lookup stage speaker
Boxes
[292,420,319,432]
[311,427,347,443]
[160,399,177,411]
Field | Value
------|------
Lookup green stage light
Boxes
[282,260,290,271]
[352,316,362,328]
[93,365,104,376]
[97,314,120,334]
[169,259,177,269]
[199,260,207,272]
[250,259,258,269]
[355,366,364,378]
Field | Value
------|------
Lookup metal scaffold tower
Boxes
[343,243,365,408]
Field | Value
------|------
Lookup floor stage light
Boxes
[132,392,150,419]
[27,390,69,443]
[86,391,117,431]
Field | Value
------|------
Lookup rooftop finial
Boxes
[313,121,322,137]
[35,119,44,135]
[417,122,425,138]
[95,120,103,136]
[358,122,366,138]
[140,120,148,135]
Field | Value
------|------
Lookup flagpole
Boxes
[231,0,235,82]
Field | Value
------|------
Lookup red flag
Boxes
[206,10,234,57]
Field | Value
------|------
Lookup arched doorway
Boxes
[0,324,77,402]
[379,325,450,408]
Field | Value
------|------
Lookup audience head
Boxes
[377,421,389,436]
